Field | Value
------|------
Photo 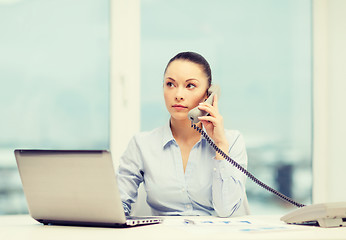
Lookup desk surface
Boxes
[0,215,345,240]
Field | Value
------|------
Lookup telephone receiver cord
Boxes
[191,122,306,208]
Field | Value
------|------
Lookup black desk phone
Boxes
[188,84,346,228]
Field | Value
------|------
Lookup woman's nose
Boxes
[175,88,185,100]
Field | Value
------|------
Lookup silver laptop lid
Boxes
[14,150,127,225]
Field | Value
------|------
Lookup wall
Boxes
[327,0,346,202]
[313,0,346,203]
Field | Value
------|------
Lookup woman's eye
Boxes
[187,83,196,89]
[166,82,174,87]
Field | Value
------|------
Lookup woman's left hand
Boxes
[197,95,229,159]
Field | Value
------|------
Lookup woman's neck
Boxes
[170,118,201,142]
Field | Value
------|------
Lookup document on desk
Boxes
[164,216,304,234]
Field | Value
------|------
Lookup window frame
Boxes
[110,0,141,166]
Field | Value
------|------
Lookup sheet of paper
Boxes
[163,216,306,234]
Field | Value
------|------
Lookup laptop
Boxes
[14,149,162,227]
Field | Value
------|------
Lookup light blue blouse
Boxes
[116,121,248,217]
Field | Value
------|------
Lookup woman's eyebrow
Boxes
[165,77,199,82]
[186,78,199,82]
[165,77,176,81]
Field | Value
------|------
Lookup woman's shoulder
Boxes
[224,129,242,139]
[224,129,246,147]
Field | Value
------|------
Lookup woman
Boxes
[117,52,248,217]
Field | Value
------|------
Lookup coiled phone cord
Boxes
[191,122,306,208]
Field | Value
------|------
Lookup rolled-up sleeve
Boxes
[211,131,248,217]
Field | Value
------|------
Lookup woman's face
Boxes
[163,60,209,122]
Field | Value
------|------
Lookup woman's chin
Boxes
[170,114,189,122]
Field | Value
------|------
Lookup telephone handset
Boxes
[188,84,346,228]
[188,84,221,123]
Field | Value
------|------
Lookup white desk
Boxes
[0,215,345,240]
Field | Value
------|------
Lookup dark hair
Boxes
[164,52,212,86]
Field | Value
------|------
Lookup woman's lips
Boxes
[172,104,188,110]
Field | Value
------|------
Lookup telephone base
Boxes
[287,218,346,228]
[281,202,346,228]
[317,218,346,228]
